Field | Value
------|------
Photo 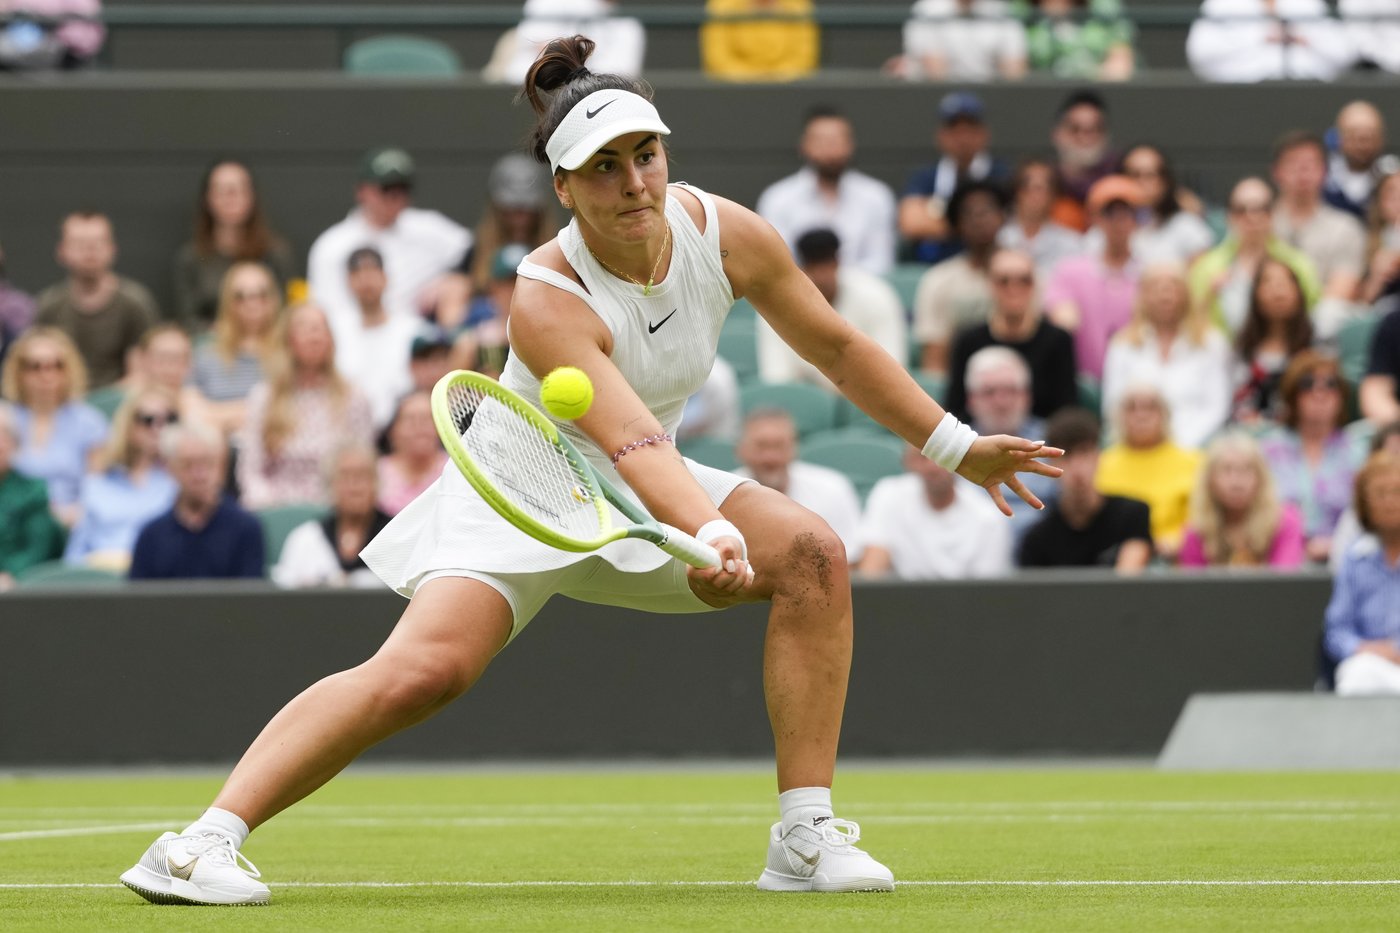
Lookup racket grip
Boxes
[658,524,723,569]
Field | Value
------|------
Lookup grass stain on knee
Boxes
[784,531,837,606]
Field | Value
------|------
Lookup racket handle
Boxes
[658,524,723,569]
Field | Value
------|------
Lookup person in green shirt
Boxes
[1013,0,1136,81]
[0,403,63,589]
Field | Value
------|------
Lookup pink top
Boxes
[1042,254,1139,381]
[1178,503,1308,569]
[376,453,446,517]
[237,382,374,510]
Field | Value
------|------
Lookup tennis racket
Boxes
[430,369,723,569]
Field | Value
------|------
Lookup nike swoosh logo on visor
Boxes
[585,100,617,119]
[648,309,678,334]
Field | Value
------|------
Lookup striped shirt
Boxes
[1324,537,1400,662]
[193,344,264,402]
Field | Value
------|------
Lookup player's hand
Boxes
[687,534,755,602]
[956,434,1064,517]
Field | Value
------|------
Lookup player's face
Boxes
[557,132,668,244]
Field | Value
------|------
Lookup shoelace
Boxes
[815,818,864,849]
[185,833,262,879]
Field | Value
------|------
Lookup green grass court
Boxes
[4,767,1400,931]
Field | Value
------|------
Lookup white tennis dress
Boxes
[360,183,752,598]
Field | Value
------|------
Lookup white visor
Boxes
[545,89,671,173]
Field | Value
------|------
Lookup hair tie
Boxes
[566,66,591,83]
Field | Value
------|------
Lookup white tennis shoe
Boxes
[756,817,895,892]
[120,831,270,906]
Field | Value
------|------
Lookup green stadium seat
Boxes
[1344,417,1377,462]
[740,382,839,437]
[717,315,759,384]
[256,504,325,570]
[85,385,127,421]
[16,560,124,588]
[885,262,927,317]
[678,436,738,471]
[344,35,461,76]
[833,394,896,436]
[1077,374,1103,415]
[727,297,758,322]
[912,371,947,406]
[1337,314,1380,385]
[800,429,907,501]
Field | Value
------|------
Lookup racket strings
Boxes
[446,382,605,539]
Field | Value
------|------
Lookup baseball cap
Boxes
[409,322,452,357]
[545,90,671,173]
[360,147,416,187]
[491,243,530,281]
[488,153,549,210]
[939,91,985,125]
[1086,174,1143,214]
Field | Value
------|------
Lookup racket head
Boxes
[430,370,617,553]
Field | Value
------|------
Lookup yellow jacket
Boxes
[701,0,819,80]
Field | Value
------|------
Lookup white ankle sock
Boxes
[779,786,833,836]
[182,807,250,848]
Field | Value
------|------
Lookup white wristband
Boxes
[921,413,978,471]
[696,519,747,560]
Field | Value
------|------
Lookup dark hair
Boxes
[1010,157,1062,200]
[946,179,1008,228]
[347,246,384,272]
[1271,130,1328,167]
[795,228,840,265]
[193,159,277,261]
[1055,88,1107,122]
[1236,258,1314,361]
[1118,143,1183,222]
[802,104,846,128]
[1045,407,1101,453]
[523,36,655,170]
[1372,420,1400,454]
[1277,349,1347,432]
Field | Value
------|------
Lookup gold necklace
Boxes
[586,221,671,296]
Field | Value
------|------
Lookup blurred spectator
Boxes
[997,158,1082,280]
[377,390,446,517]
[307,147,471,337]
[1231,257,1316,426]
[757,229,906,390]
[272,444,390,589]
[0,402,63,590]
[1187,0,1355,82]
[0,0,104,70]
[1341,0,1400,74]
[63,386,178,571]
[1018,407,1152,571]
[1323,450,1400,694]
[36,211,158,389]
[237,303,373,510]
[913,181,1007,373]
[134,324,210,426]
[963,345,1059,539]
[855,445,1012,579]
[129,422,263,580]
[407,324,454,395]
[1179,431,1307,568]
[1189,176,1320,336]
[333,247,415,432]
[455,245,526,380]
[890,0,1027,81]
[1013,0,1136,80]
[734,408,863,561]
[1331,421,1400,570]
[1360,293,1400,424]
[1325,101,1397,221]
[1108,144,1215,264]
[1102,260,1232,449]
[1048,89,1118,232]
[497,1,644,84]
[756,105,896,277]
[945,248,1077,421]
[701,0,818,81]
[0,241,36,364]
[0,326,106,526]
[1361,171,1400,304]
[678,355,742,445]
[192,262,280,438]
[899,92,1011,266]
[1096,384,1201,559]
[465,153,557,296]
[1271,131,1366,335]
[1044,175,1142,381]
[1260,350,1359,564]
[172,159,295,331]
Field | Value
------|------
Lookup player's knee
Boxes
[370,654,475,716]
[771,522,846,605]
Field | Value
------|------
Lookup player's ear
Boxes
[554,172,572,211]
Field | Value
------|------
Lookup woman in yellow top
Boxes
[1096,383,1201,560]
[702,0,818,81]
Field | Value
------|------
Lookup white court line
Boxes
[0,823,171,842]
[5,879,1400,890]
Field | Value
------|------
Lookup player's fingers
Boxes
[1006,476,1043,510]
[1023,459,1065,478]
[987,484,1013,517]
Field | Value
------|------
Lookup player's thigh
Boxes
[719,481,849,602]
[369,576,516,692]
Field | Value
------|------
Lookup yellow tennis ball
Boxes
[540,366,594,420]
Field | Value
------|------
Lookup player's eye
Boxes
[638,150,655,165]
[594,159,615,173]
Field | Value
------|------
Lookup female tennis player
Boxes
[120,36,1062,905]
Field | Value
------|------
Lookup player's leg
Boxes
[717,483,893,893]
[120,577,515,906]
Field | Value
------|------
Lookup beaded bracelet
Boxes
[611,432,674,465]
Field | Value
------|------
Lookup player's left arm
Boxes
[713,196,1062,513]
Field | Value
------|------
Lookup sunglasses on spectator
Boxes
[21,357,64,373]
[1229,202,1272,216]
[1297,374,1340,392]
[233,289,273,302]
[1124,167,1162,180]
[135,411,179,428]
[992,273,1034,287]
